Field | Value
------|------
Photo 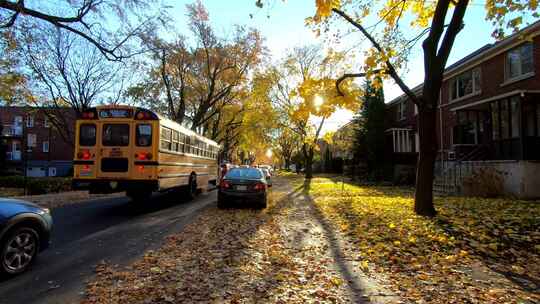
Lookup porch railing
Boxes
[433,145,490,196]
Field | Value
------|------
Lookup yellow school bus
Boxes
[71,105,220,200]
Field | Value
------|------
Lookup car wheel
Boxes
[1,227,40,275]
[259,198,267,209]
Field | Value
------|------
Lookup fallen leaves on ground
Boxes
[83,180,361,304]
[300,176,540,304]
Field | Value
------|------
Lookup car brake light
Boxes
[254,183,266,191]
[220,180,231,189]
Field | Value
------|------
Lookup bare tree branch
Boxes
[332,8,418,104]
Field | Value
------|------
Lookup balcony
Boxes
[1,124,23,137]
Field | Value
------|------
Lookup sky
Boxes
[164,0,530,133]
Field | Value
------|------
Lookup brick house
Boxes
[0,107,75,176]
[385,21,540,198]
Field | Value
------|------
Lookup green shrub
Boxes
[0,176,72,195]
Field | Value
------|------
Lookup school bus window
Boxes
[136,124,152,147]
[160,127,172,150]
[103,124,129,146]
[179,133,185,153]
[79,124,96,146]
[172,130,179,151]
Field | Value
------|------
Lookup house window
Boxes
[453,111,477,145]
[14,116,22,126]
[397,101,406,120]
[44,117,50,128]
[500,100,510,139]
[449,68,481,101]
[506,42,534,80]
[491,102,500,140]
[27,133,36,147]
[43,141,49,153]
[26,116,34,128]
[524,103,537,137]
[510,97,520,138]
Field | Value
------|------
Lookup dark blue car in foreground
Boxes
[0,198,53,276]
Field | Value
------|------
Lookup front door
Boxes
[97,123,132,179]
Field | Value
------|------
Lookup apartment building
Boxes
[0,107,75,176]
[385,21,540,198]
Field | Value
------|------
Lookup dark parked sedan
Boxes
[0,198,53,276]
[218,168,269,209]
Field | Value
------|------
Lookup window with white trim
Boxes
[449,67,481,101]
[26,116,34,127]
[43,141,49,153]
[506,42,533,80]
[397,101,406,120]
[27,133,36,147]
[44,117,50,127]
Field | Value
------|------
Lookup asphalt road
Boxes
[0,190,216,304]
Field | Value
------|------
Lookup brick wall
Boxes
[438,35,540,152]
[0,107,75,162]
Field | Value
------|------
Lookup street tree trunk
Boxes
[414,103,438,217]
[284,158,291,170]
[302,143,314,179]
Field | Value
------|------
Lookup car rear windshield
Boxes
[102,124,129,146]
[79,124,96,146]
[225,168,262,180]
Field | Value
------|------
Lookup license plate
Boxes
[109,150,122,157]
[236,185,247,191]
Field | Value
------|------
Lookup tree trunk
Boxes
[414,106,438,217]
[303,144,314,179]
[284,158,290,170]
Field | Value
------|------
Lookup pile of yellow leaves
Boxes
[302,177,540,303]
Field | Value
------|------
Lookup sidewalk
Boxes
[82,176,397,304]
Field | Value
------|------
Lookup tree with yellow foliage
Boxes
[270,45,361,178]
[304,0,538,216]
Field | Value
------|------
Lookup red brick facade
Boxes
[386,21,540,162]
[0,107,76,176]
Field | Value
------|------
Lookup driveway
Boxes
[0,190,216,304]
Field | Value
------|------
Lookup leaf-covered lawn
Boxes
[302,176,540,303]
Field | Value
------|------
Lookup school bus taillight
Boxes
[80,109,98,119]
[77,150,91,160]
[135,152,152,160]
[134,110,158,120]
